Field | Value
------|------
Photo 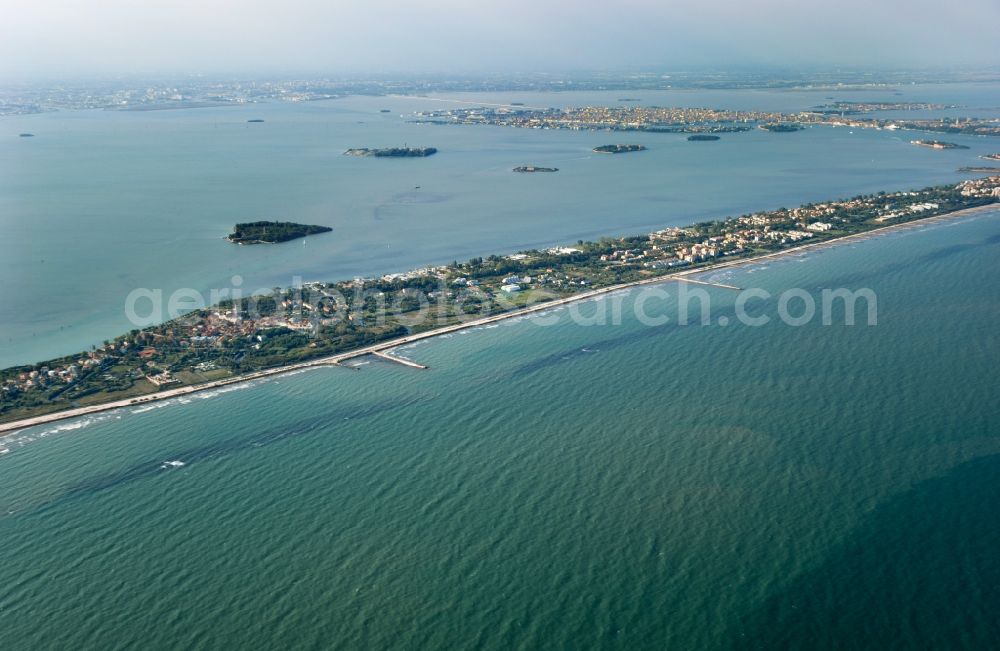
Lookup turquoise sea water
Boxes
[2,84,999,366]
[1,210,998,649]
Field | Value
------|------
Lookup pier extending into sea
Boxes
[371,350,429,369]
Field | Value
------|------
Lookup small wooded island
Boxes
[344,147,437,157]
[19,133,35,137]
[759,123,803,132]
[911,140,969,150]
[513,165,558,173]
[247,119,265,123]
[593,144,646,154]
[959,166,1000,173]
[228,221,332,244]
[687,134,720,141]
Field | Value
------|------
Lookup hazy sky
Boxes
[3,0,998,78]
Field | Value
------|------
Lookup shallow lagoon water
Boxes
[2,83,998,366]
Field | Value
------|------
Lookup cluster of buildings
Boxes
[876,202,939,223]
[2,356,102,396]
[957,176,1000,198]
[414,105,808,132]
[412,104,1000,139]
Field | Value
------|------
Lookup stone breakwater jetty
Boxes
[372,350,429,369]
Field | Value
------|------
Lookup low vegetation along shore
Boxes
[2,177,998,430]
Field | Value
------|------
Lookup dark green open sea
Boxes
[1,209,998,649]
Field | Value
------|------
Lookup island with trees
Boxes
[513,166,558,173]
[593,144,646,154]
[687,134,720,141]
[911,140,969,150]
[759,123,803,132]
[344,147,437,157]
[227,221,332,244]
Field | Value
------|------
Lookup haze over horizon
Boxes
[3,0,999,79]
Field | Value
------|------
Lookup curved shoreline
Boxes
[1,203,996,437]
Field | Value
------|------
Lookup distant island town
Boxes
[411,105,1000,137]
[344,147,437,157]
[809,101,959,114]
[2,175,998,428]
[228,221,332,244]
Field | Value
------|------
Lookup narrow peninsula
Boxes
[228,221,332,244]
[3,176,997,430]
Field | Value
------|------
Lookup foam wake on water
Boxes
[1,377,278,457]
[0,412,122,456]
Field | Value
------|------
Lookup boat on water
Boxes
[160,460,185,469]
